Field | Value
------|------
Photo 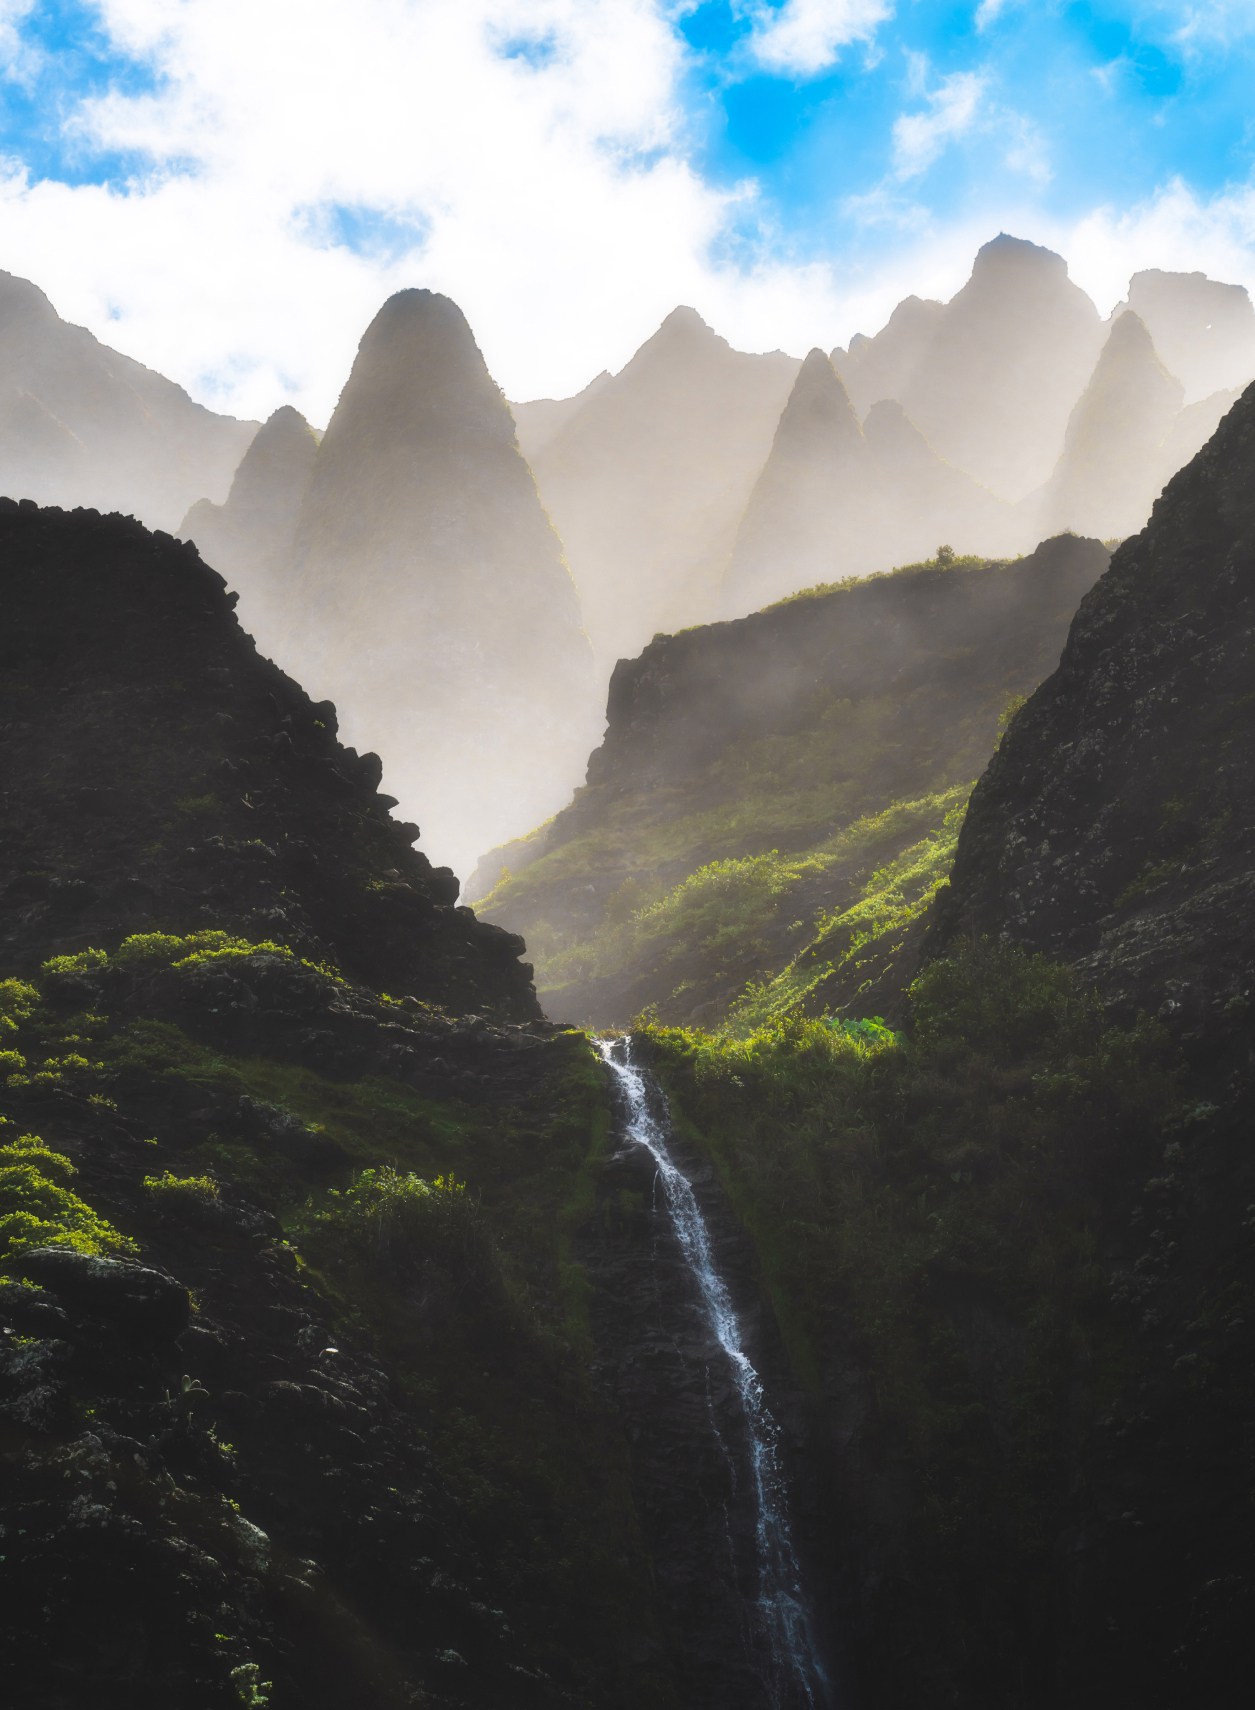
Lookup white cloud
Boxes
[749,0,893,77]
[0,0,40,84]
[0,0,864,420]
[1063,177,1255,320]
[974,0,1014,30]
[891,69,988,179]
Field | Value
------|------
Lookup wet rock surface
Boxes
[578,1049,837,1709]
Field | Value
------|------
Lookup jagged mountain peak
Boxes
[629,303,730,369]
[0,268,59,330]
[776,346,862,445]
[225,404,318,510]
[317,284,513,462]
[970,231,1072,281]
[1101,306,1158,356]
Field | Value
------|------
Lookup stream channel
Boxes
[595,1035,832,1709]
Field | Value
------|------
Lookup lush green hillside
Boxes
[0,504,671,1710]
[477,537,1108,1027]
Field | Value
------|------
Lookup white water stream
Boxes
[596,1035,831,1709]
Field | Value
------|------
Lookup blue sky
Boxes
[1,1,1254,417]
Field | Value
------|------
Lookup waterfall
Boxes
[596,1034,831,1710]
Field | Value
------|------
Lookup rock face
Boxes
[580,1057,833,1708]
[1038,311,1185,541]
[180,405,319,644]
[1121,268,1255,402]
[526,306,801,670]
[933,376,1255,1030]
[251,290,599,878]
[0,500,537,1018]
[0,270,257,528]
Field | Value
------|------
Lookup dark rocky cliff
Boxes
[0,501,700,1709]
[0,500,535,1019]
[933,375,1255,1034]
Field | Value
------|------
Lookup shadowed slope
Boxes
[0,500,537,1018]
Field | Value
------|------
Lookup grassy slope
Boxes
[483,555,1031,1027]
[640,943,1245,1707]
[0,933,670,1708]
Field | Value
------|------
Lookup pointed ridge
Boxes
[971,233,1070,279]
[0,270,59,326]
[776,348,862,446]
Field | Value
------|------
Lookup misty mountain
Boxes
[180,404,319,643]
[523,305,800,670]
[720,347,872,614]
[512,367,612,463]
[895,234,1105,501]
[1037,310,1184,541]
[830,292,944,416]
[720,350,1021,619]
[475,534,1108,1028]
[0,269,256,528]
[1120,267,1255,402]
[264,288,598,876]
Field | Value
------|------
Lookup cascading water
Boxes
[596,1034,831,1710]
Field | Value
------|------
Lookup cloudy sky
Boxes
[2,0,1255,422]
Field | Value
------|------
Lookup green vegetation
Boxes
[644,939,1180,1689]
[0,1127,137,1269]
[0,930,659,1701]
[765,548,997,610]
[479,544,1068,1028]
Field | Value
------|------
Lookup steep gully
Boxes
[594,1036,832,1709]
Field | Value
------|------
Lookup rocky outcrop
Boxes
[0,499,537,1017]
[0,270,257,529]
[527,306,801,670]
[0,496,687,1709]
[932,375,1255,1033]
[1037,311,1184,542]
[180,405,319,644]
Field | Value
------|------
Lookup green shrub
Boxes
[143,1170,221,1207]
[0,1133,137,1268]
